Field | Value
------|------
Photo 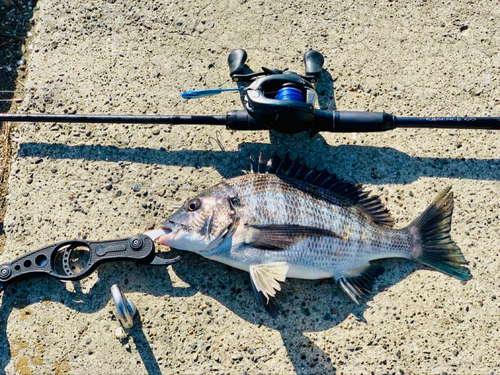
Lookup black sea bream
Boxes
[159,154,471,317]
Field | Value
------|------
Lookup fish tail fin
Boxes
[410,186,472,281]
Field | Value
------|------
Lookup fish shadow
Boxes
[0,250,418,374]
[172,252,418,374]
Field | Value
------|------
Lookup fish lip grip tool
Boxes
[0,230,183,292]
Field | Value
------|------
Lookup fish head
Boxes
[158,184,238,253]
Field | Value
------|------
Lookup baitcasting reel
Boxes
[1,48,499,133]
[184,49,395,135]
[229,49,323,134]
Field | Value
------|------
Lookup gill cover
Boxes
[160,187,238,252]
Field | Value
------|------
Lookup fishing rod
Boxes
[1,49,498,135]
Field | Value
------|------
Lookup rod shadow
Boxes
[16,134,500,184]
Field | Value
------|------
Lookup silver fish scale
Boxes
[218,173,414,279]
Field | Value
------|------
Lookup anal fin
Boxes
[249,262,289,318]
[338,263,384,304]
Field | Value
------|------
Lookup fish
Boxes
[159,153,471,317]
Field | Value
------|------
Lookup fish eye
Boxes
[187,198,202,212]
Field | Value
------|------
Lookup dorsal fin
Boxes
[250,152,394,228]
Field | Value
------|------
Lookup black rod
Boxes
[2,112,500,132]
[0,113,227,125]
[395,116,500,130]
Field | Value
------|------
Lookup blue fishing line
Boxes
[274,87,304,102]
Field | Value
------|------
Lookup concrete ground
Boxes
[1,0,499,374]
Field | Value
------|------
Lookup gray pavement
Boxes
[1,0,499,374]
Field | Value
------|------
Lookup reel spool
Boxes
[242,72,317,133]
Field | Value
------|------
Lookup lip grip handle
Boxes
[228,49,248,78]
[0,235,155,290]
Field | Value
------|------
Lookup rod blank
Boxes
[395,117,500,130]
[0,113,227,125]
[1,112,499,132]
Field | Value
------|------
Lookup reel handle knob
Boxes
[228,49,248,79]
[303,50,324,82]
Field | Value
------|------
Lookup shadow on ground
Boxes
[0,251,417,374]
[2,52,497,373]
[0,0,35,113]
[2,128,498,373]
[17,132,500,184]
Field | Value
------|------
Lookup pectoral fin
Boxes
[338,263,384,304]
[245,224,341,250]
[249,262,289,318]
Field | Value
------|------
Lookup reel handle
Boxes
[303,50,324,82]
[228,49,248,78]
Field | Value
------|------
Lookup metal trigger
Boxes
[111,284,137,329]
[148,252,185,266]
[143,229,185,266]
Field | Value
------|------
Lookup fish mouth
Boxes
[158,221,179,246]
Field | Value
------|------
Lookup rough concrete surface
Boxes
[1,0,499,374]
